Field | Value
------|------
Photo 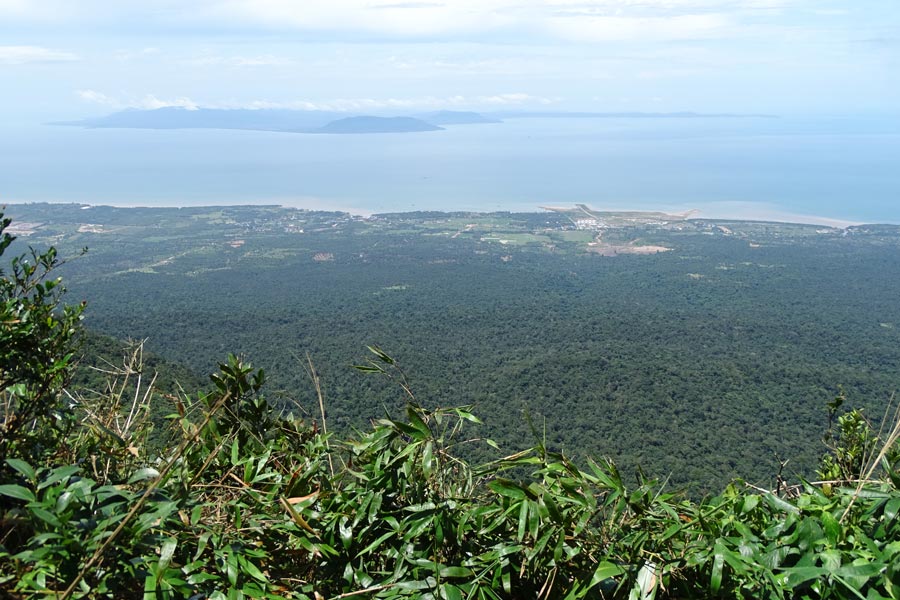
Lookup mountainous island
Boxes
[53,107,771,135]
[54,107,482,134]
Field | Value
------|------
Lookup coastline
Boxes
[1,198,872,228]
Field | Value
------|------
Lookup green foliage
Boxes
[0,212,85,464]
[820,409,877,482]
[4,383,900,598]
[819,395,900,484]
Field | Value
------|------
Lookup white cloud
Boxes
[76,89,122,107]
[0,45,79,64]
[77,90,199,110]
[241,93,556,111]
[477,93,555,105]
[75,90,556,112]
[138,95,199,110]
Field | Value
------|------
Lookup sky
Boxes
[0,0,898,122]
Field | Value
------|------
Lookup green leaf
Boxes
[439,583,464,600]
[407,405,431,438]
[128,467,160,484]
[225,552,239,587]
[516,499,528,542]
[439,566,473,579]
[156,537,177,582]
[741,494,760,514]
[6,458,36,482]
[765,492,800,515]
[423,441,434,478]
[821,511,841,546]
[31,507,61,528]
[590,561,624,587]
[543,494,562,524]
[339,517,353,550]
[776,566,828,588]
[240,556,268,583]
[834,562,884,586]
[488,479,527,500]
[0,484,35,502]
[367,345,395,364]
[37,465,80,490]
[710,545,725,594]
[885,497,900,523]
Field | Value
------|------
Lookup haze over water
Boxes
[3,115,899,225]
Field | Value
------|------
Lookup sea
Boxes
[2,114,899,225]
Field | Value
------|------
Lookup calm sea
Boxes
[2,115,899,224]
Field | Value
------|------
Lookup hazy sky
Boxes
[1,1,897,121]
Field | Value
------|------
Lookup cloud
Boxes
[0,45,79,64]
[138,95,199,110]
[75,90,556,112]
[478,93,555,105]
[242,93,556,111]
[77,90,199,110]
[76,89,122,107]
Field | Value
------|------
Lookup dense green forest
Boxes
[3,208,900,599]
[6,203,900,495]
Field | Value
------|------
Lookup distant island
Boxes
[52,107,773,135]
[488,110,778,119]
[54,108,467,135]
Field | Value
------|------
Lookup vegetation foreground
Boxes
[2,212,900,599]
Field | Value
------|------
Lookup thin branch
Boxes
[305,352,334,478]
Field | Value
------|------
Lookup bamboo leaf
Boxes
[155,537,177,583]
[423,441,434,478]
[0,484,35,502]
[489,479,527,500]
[590,561,624,587]
[128,467,160,484]
[6,458,36,482]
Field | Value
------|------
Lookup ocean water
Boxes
[2,115,899,224]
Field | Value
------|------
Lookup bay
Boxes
[1,114,898,224]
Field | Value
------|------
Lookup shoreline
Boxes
[1,199,874,228]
